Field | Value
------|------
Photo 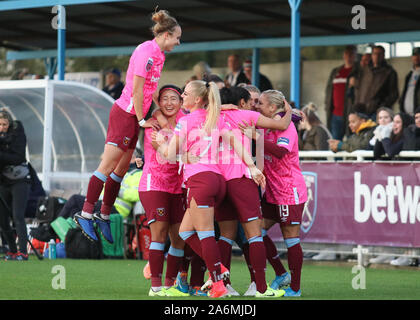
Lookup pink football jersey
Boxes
[116,39,165,116]
[218,109,260,181]
[138,110,187,194]
[174,109,227,182]
[263,123,307,205]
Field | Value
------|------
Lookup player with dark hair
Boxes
[138,85,190,297]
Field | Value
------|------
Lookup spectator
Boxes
[328,103,377,153]
[374,112,414,160]
[103,68,124,100]
[399,47,420,116]
[369,107,394,148]
[224,54,248,88]
[298,102,332,151]
[0,109,32,261]
[403,107,420,150]
[240,84,261,111]
[208,74,225,89]
[193,61,212,80]
[353,45,399,119]
[360,53,371,68]
[242,59,273,92]
[348,53,372,101]
[325,45,358,140]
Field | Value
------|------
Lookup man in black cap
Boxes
[103,68,124,100]
[399,47,420,116]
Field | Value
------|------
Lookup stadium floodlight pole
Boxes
[252,47,260,88]
[289,0,303,108]
[52,5,66,80]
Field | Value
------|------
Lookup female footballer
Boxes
[243,90,307,297]
[75,10,182,243]
[153,80,265,298]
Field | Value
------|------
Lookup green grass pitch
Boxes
[1,256,419,300]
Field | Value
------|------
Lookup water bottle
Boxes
[49,239,56,259]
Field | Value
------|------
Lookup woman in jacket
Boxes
[403,107,420,151]
[0,109,31,261]
[374,112,414,159]
[328,104,377,153]
[298,102,332,151]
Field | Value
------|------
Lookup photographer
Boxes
[0,109,31,261]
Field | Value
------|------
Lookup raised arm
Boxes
[256,99,292,131]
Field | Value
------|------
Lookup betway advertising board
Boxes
[268,162,420,248]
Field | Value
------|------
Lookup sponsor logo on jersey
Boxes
[151,75,160,83]
[301,172,317,235]
[277,137,289,146]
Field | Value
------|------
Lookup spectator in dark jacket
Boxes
[399,47,420,116]
[374,112,414,159]
[0,109,31,261]
[242,59,273,92]
[103,68,124,100]
[224,54,248,88]
[352,46,399,119]
[403,107,420,150]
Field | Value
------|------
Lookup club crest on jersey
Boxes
[156,208,165,217]
[301,172,317,235]
[146,57,154,72]
[123,136,131,146]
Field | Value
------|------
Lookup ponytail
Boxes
[204,82,221,134]
[188,80,221,134]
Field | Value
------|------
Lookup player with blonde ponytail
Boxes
[153,80,265,298]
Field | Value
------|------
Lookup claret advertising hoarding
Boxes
[268,162,420,248]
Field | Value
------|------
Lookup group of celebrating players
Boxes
[74,9,307,298]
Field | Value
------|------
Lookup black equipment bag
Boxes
[64,227,103,260]
[35,196,66,223]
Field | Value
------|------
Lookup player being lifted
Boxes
[74,10,181,243]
